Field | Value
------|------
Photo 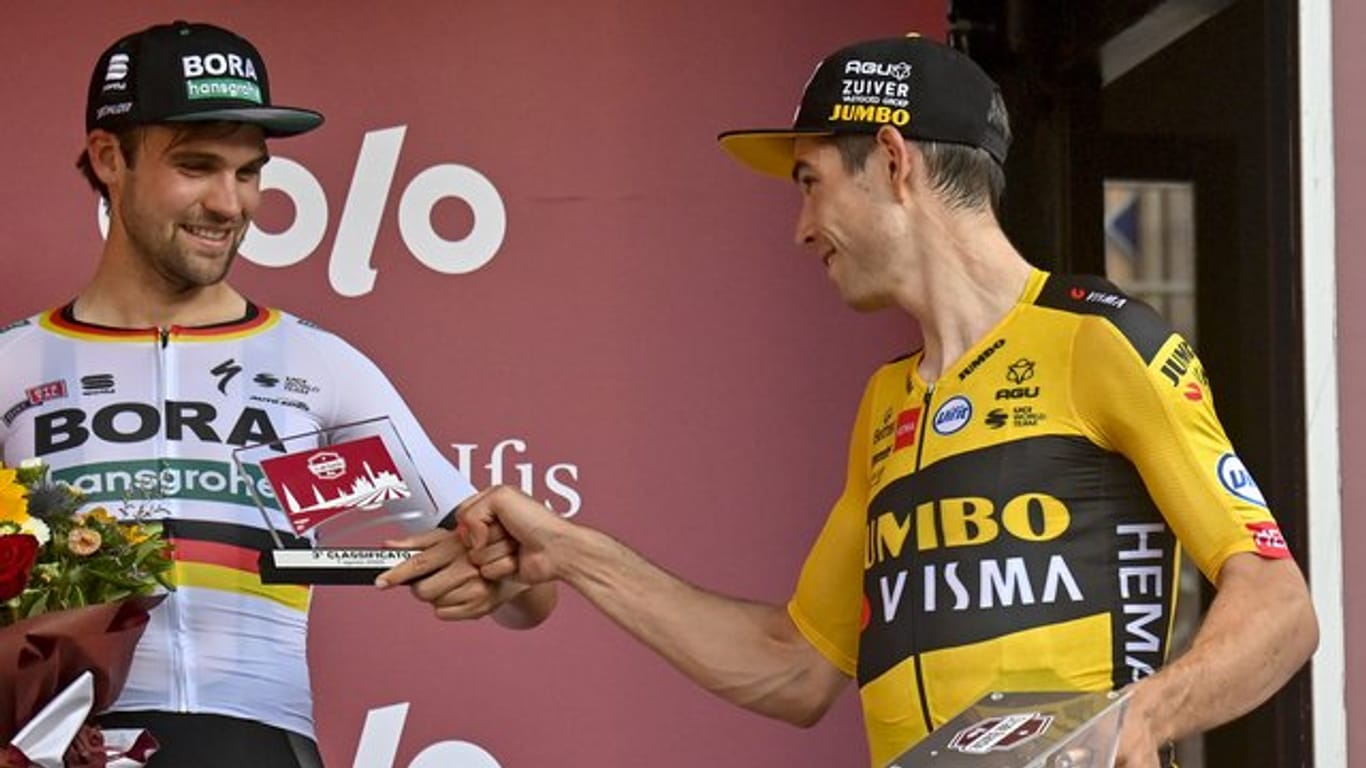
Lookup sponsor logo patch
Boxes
[893,408,922,450]
[1246,521,1291,558]
[211,359,243,394]
[81,374,116,396]
[26,380,67,405]
[1006,358,1035,385]
[932,396,972,436]
[3,400,35,427]
[1217,453,1266,507]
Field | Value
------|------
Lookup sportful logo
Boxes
[105,53,130,82]
[97,52,132,114]
[1216,452,1266,507]
[81,374,116,396]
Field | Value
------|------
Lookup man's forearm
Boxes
[552,523,848,726]
[1128,555,1318,743]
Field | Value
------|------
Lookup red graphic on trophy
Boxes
[259,435,412,534]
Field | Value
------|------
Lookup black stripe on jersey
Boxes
[857,434,1174,685]
[162,519,310,551]
[1035,274,1172,365]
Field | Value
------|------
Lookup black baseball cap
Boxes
[86,20,323,137]
[718,34,1007,178]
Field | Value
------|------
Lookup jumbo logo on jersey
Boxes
[957,339,1005,382]
[1159,340,1208,389]
[1216,452,1266,507]
[864,493,1083,621]
[866,492,1072,559]
[33,402,282,457]
[933,396,972,435]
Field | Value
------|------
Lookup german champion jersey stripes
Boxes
[0,304,475,739]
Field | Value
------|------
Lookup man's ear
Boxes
[874,124,915,201]
[86,130,125,189]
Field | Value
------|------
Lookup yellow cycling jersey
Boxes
[789,269,1290,767]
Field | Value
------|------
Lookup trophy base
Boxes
[259,548,417,585]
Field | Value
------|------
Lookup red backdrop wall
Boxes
[0,3,939,765]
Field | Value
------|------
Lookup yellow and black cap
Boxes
[86,20,323,138]
[718,35,1007,178]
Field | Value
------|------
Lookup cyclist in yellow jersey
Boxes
[381,34,1317,768]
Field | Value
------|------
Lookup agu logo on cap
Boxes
[1216,452,1266,507]
[933,396,973,435]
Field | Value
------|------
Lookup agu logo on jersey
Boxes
[1217,452,1266,507]
[933,396,973,435]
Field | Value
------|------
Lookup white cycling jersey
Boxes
[0,304,475,739]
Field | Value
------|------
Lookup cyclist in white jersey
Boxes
[0,20,556,767]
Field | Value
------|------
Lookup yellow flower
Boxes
[67,527,102,557]
[0,468,29,525]
[86,507,116,525]
[123,524,151,545]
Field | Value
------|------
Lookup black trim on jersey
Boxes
[1034,275,1172,365]
[163,519,310,550]
[0,318,31,337]
[857,434,1174,686]
[59,302,261,331]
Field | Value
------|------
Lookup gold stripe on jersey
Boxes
[174,561,311,612]
[39,305,282,343]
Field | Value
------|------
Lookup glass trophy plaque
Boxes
[230,416,445,585]
[886,690,1131,768]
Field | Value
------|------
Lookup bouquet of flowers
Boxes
[0,460,174,767]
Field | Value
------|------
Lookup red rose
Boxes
[0,534,39,602]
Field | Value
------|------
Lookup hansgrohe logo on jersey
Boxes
[52,458,279,509]
[95,125,507,298]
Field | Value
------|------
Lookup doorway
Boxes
[956,0,1312,764]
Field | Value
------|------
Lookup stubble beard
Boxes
[120,205,244,292]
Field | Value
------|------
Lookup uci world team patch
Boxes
[1216,452,1266,507]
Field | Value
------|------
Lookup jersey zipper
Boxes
[156,326,189,712]
[910,381,936,737]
